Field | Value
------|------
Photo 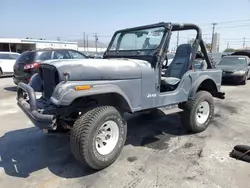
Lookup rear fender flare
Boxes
[188,75,218,98]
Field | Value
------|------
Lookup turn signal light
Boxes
[75,85,91,91]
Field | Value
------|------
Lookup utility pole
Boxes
[243,37,246,49]
[176,31,179,47]
[94,33,98,53]
[83,32,86,51]
[227,42,229,49]
[86,35,88,52]
[211,23,217,53]
[217,33,220,52]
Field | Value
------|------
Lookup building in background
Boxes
[0,38,78,53]
[211,33,220,53]
[77,46,107,53]
[72,39,107,54]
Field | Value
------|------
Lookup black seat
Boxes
[161,43,192,91]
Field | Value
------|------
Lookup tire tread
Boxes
[180,91,214,133]
[70,106,121,169]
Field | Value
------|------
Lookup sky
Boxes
[1,0,250,51]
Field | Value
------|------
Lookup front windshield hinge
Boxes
[155,83,160,91]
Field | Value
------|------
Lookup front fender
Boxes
[50,82,134,111]
[188,75,219,98]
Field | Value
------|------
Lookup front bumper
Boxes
[222,74,245,82]
[13,75,29,85]
[17,82,57,130]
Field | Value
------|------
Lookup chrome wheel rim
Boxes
[196,101,210,124]
[95,120,119,155]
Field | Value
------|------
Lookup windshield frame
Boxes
[107,25,168,52]
[218,56,247,66]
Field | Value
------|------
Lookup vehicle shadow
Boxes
[0,109,188,179]
[125,109,189,149]
[0,75,13,79]
[221,80,241,86]
[4,86,17,92]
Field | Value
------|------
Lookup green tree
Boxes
[205,43,212,52]
[188,38,211,52]
[187,38,195,45]
[224,48,237,52]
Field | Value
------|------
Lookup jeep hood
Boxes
[39,58,150,81]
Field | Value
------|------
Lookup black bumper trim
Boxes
[214,91,225,99]
[17,82,57,130]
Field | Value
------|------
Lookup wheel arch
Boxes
[189,75,219,98]
[71,92,133,113]
[51,83,136,113]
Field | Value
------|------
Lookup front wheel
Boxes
[180,91,214,133]
[70,105,127,170]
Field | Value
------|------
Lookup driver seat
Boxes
[161,43,192,91]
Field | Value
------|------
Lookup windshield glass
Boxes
[0,53,20,59]
[109,27,165,51]
[218,56,247,66]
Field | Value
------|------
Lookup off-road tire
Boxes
[70,105,127,170]
[180,91,214,133]
[0,68,2,77]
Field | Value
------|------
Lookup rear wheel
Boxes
[180,91,214,133]
[70,105,127,170]
[0,68,2,77]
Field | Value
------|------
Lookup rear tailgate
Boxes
[14,51,36,76]
[14,51,52,76]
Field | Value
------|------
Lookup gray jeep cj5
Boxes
[16,22,225,170]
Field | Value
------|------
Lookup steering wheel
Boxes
[162,55,168,69]
[162,60,168,69]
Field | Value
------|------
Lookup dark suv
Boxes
[13,49,87,85]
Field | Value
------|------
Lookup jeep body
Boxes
[16,22,225,169]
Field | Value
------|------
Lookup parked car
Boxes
[83,52,104,59]
[17,22,225,170]
[0,52,20,77]
[13,49,87,85]
[216,55,250,85]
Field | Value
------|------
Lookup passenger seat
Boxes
[161,43,192,90]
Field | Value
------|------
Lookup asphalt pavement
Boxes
[0,77,250,188]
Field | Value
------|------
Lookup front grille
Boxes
[39,65,59,99]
